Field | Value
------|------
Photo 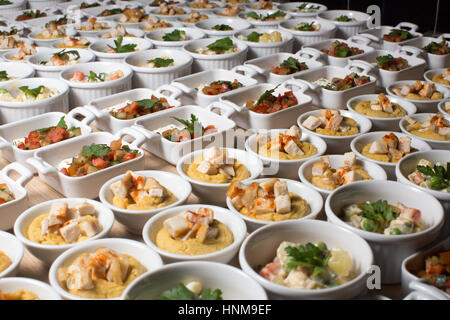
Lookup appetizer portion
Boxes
[245,10,287,22]
[45,16,70,28]
[292,21,321,32]
[142,16,172,31]
[288,3,321,13]
[237,31,282,43]
[56,37,91,49]
[157,114,217,142]
[10,43,37,61]
[118,8,147,23]
[156,207,234,255]
[0,85,59,102]
[158,282,223,300]
[269,57,308,75]
[422,40,449,55]
[194,37,238,55]
[251,0,276,10]
[392,81,443,101]
[376,54,409,71]
[76,17,109,31]
[100,25,135,39]
[108,96,174,120]
[0,290,39,300]
[354,93,407,118]
[183,11,209,23]
[227,178,311,222]
[382,29,414,43]
[310,153,371,191]
[14,116,81,150]
[0,35,24,50]
[27,202,102,245]
[0,250,11,273]
[343,200,425,235]
[334,15,356,22]
[408,159,449,192]
[403,113,450,141]
[245,86,298,114]
[217,4,242,16]
[0,70,11,82]
[162,29,187,42]
[98,8,123,17]
[185,146,250,184]
[15,10,47,21]
[211,24,233,31]
[57,247,146,299]
[69,70,124,83]
[59,139,140,177]
[313,73,370,91]
[417,251,450,294]
[189,0,219,9]
[362,132,413,163]
[110,171,178,210]
[38,49,80,66]
[106,36,137,53]
[200,79,243,95]
[256,125,317,160]
[154,3,185,15]
[302,109,359,136]
[34,23,65,40]
[259,241,355,289]
[431,69,450,86]
[321,40,363,58]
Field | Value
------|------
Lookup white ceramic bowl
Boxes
[72,19,117,37]
[176,147,263,205]
[298,154,388,200]
[424,68,450,91]
[26,130,146,198]
[27,30,66,47]
[238,10,291,29]
[245,129,327,179]
[0,231,24,278]
[13,198,115,265]
[124,48,193,89]
[142,204,247,264]
[148,6,192,21]
[133,105,236,165]
[0,36,33,54]
[325,180,444,284]
[0,61,35,85]
[278,2,326,18]
[396,150,450,239]
[437,99,449,115]
[88,37,153,62]
[239,219,374,299]
[0,0,27,16]
[48,238,163,300]
[121,261,268,300]
[195,17,251,39]
[0,277,61,299]
[0,77,69,124]
[318,10,370,39]
[97,27,146,38]
[227,178,323,232]
[291,63,378,109]
[27,47,96,78]
[1,46,44,63]
[59,61,133,107]
[243,50,324,84]
[139,19,184,32]
[402,36,449,70]
[297,109,372,154]
[233,27,293,60]
[184,0,225,13]
[99,170,192,234]
[346,94,417,131]
[279,17,336,51]
[145,27,206,50]
[182,37,248,73]
[176,13,216,27]
[0,111,92,170]
[398,112,450,150]
[350,131,432,180]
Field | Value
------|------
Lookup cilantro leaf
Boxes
[246,11,260,20]
[212,24,233,31]
[171,113,204,135]
[254,85,279,109]
[280,57,301,71]
[0,70,8,81]
[199,288,223,300]
[54,49,80,61]
[158,283,194,300]
[57,116,68,130]
[246,31,261,42]
[262,10,286,21]
[358,200,398,223]
[417,163,450,190]
[87,71,105,82]
[147,57,174,67]
[296,22,315,31]
[122,145,138,154]
[206,37,234,54]
[107,35,137,53]
[136,98,160,110]
[81,143,111,159]
[335,15,353,22]
[376,54,395,64]
[162,29,186,41]
[18,85,44,98]
[389,28,413,40]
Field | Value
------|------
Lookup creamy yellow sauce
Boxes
[239,192,310,221]
[314,117,359,136]
[409,129,449,141]
[258,141,318,160]
[354,101,407,118]
[361,143,416,163]
[186,157,250,184]
[403,92,443,101]
[155,220,233,255]
[57,43,89,48]
[432,74,450,86]
[0,290,39,300]
[0,250,12,273]
[112,190,178,211]
[34,34,64,39]
[311,165,372,191]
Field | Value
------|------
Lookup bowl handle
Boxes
[115,127,146,148]
[294,47,323,61]
[408,280,449,300]
[345,60,375,76]
[288,77,320,92]
[279,79,310,94]
[395,22,419,32]
[26,157,57,175]
[206,101,237,118]
[438,33,450,41]
[231,65,258,78]
[0,162,33,187]
[0,138,11,151]
[130,124,161,143]
[241,63,268,78]
[67,106,96,125]
[347,35,372,46]
[158,83,191,98]
[355,33,381,43]
[397,45,422,58]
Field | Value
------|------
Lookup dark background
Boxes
[284,0,450,35]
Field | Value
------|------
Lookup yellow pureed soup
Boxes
[361,133,414,163]
[0,250,12,273]
[302,109,359,136]
[404,113,450,141]
[354,95,407,118]
[0,290,39,300]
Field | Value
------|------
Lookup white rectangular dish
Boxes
[26,130,146,199]
[403,35,450,70]
[70,87,182,134]
[132,105,236,165]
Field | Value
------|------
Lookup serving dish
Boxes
[317,10,370,39]
[26,130,146,198]
[88,36,153,62]
[277,2,326,18]
[238,10,291,29]
[13,198,115,265]
[121,261,268,300]
[0,61,35,85]
[239,219,374,299]
[142,204,246,263]
[195,17,251,40]
[424,68,450,91]
[400,35,449,70]
[145,27,206,50]
[0,277,61,300]
[0,0,27,16]
[148,5,192,21]
[69,18,118,37]
[325,180,444,284]
[0,231,24,278]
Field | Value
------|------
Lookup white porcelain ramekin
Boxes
[145,27,206,50]
[318,10,370,39]
[424,68,450,91]
[404,36,449,70]
[195,17,251,39]
[88,37,153,62]
[0,231,24,278]
[0,277,61,299]
[278,2,327,18]
[0,61,35,85]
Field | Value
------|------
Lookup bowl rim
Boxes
[88,37,153,58]
[0,276,61,299]
[182,37,248,59]
[144,26,206,45]
[123,48,194,73]
[0,230,24,278]
[232,27,293,47]
[318,9,370,25]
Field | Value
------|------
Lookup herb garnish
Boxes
[263,10,286,21]
[171,114,204,135]
[147,57,174,67]
[81,143,112,159]
[212,24,233,31]
[283,242,331,280]
[376,54,395,64]
[389,28,413,40]
[334,15,353,22]
[296,21,316,31]
[158,283,223,300]
[206,37,233,53]
[253,85,279,109]
[417,163,450,190]
[54,49,80,61]
[18,85,44,98]
[21,10,46,19]
[107,35,137,53]
[280,57,305,71]
[246,31,261,42]
[162,29,186,41]
[136,98,160,110]
[36,116,68,133]
[0,70,9,81]
[0,0,12,5]
[87,71,106,82]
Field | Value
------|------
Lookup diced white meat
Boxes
[274,181,288,197]
[326,114,343,131]
[392,87,402,96]
[227,181,243,199]
[259,178,278,193]
[256,134,270,146]
[231,195,244,210]
[71,202,96,216]
[203,146,223,165]
[148,188,164,198]
[106,257,128,284]
[321,155,330,167]
[274,194,291,214]
[220,165,235,178]
[110,180,128,199]
[285,125,302,139]
[418,82,435,98]
[240,182,259,208]
[438,127,450,137]
[41,218,50,236]
[131,190,149,203]
[400,85,411,96]
[254,197,275,214]
[342,170,362,184]
[398,136,411,153]
[368,140,388,154]
[66,265,94,290]
[344,152,356,167]
[284,139,304,156]
[302,116,322,130]
[382,101,393,113]
[79,219,101,237]
[370,101,382,111]
[404,116,417,125]
[312,160,329,176]
[59,221,81,243]
[412,81,423,92]
[196,160,218,175]
[389,147,404,161]
[163,215,190,238]
[48,202,68,226]
[284,270,317,289]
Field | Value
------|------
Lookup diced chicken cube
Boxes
[59,221,81,243]
[66,266,94,290]
[79,219,101,237]
[438,127,450,137]
[342,170,362,184]
[240,182,259,208]
[285,125,302,139]
[411,80,423,92]
[226,181,243,199]
[418,82,435,98]
[148,188,164,198]
[219,165,235,179]
[400,85,411,96]
[312,159,329,176]
[231,195,244,210]
[71,202,96,216]
[203,146,223,166]
[382,102,393,114]
[110,180,128,199]
[382,133,399,149]
[106,257,128,284]
[197,160,218,175]
[344,152,356,167]
[163,215,190,238]
[404,115,417,126]
[284,139,304,156]
[398,136,411,153]
[302,116,322,130]
[370,101,382,111]
[389,147,404,162]
[368,140,388,154]
[195,223,209,243]
[274,194,291,214]
[259,178,278,193]
[274,181,288,197]
[254,197,275,214]
[49,202,68,224]
[130,190,149,203]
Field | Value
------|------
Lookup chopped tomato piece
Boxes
[123,152,137,161]
[60,167,69,176]
[92,157,107,169]
[47,126,67,143]
[110,139,122,151]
